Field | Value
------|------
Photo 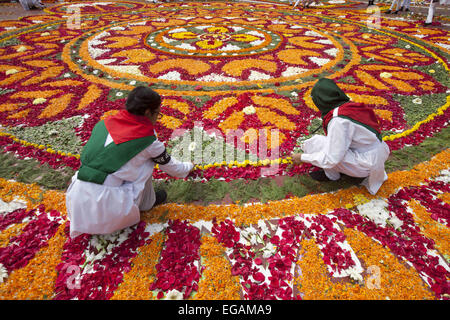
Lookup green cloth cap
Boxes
[311,78,350,117]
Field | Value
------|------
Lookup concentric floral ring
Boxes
[65,16,352,90]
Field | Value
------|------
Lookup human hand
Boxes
[291,153,303,165]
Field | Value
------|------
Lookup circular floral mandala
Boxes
[0,1,448,181]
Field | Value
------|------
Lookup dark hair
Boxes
[126,86,161,116]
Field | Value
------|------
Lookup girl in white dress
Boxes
[66,87,194,238]
[291,78,390,195]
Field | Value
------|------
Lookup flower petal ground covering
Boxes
[0,0,449,300]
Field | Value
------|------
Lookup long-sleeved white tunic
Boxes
[300,116,390,195]
[66,133,193,238]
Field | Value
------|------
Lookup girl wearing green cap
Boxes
[291,78,390,195]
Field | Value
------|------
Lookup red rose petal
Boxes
[253,272,265,282]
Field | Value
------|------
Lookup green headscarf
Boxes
[311,78,350,117]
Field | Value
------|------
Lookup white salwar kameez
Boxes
[300,115,390,195]
[66,133,193,238]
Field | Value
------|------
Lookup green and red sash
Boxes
[322,102,382,141]
[77,110,156,184]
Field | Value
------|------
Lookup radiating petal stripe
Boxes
[53,221,149,300]
[150,220,202,299]
[0,206,63,273]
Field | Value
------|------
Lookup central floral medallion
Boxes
[148,24,281,57]
[0,1,448,182]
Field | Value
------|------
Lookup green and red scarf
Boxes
[104,109,155,144]
[77,110,156,184]
[311,78,382,141]
[322,102,382,141]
